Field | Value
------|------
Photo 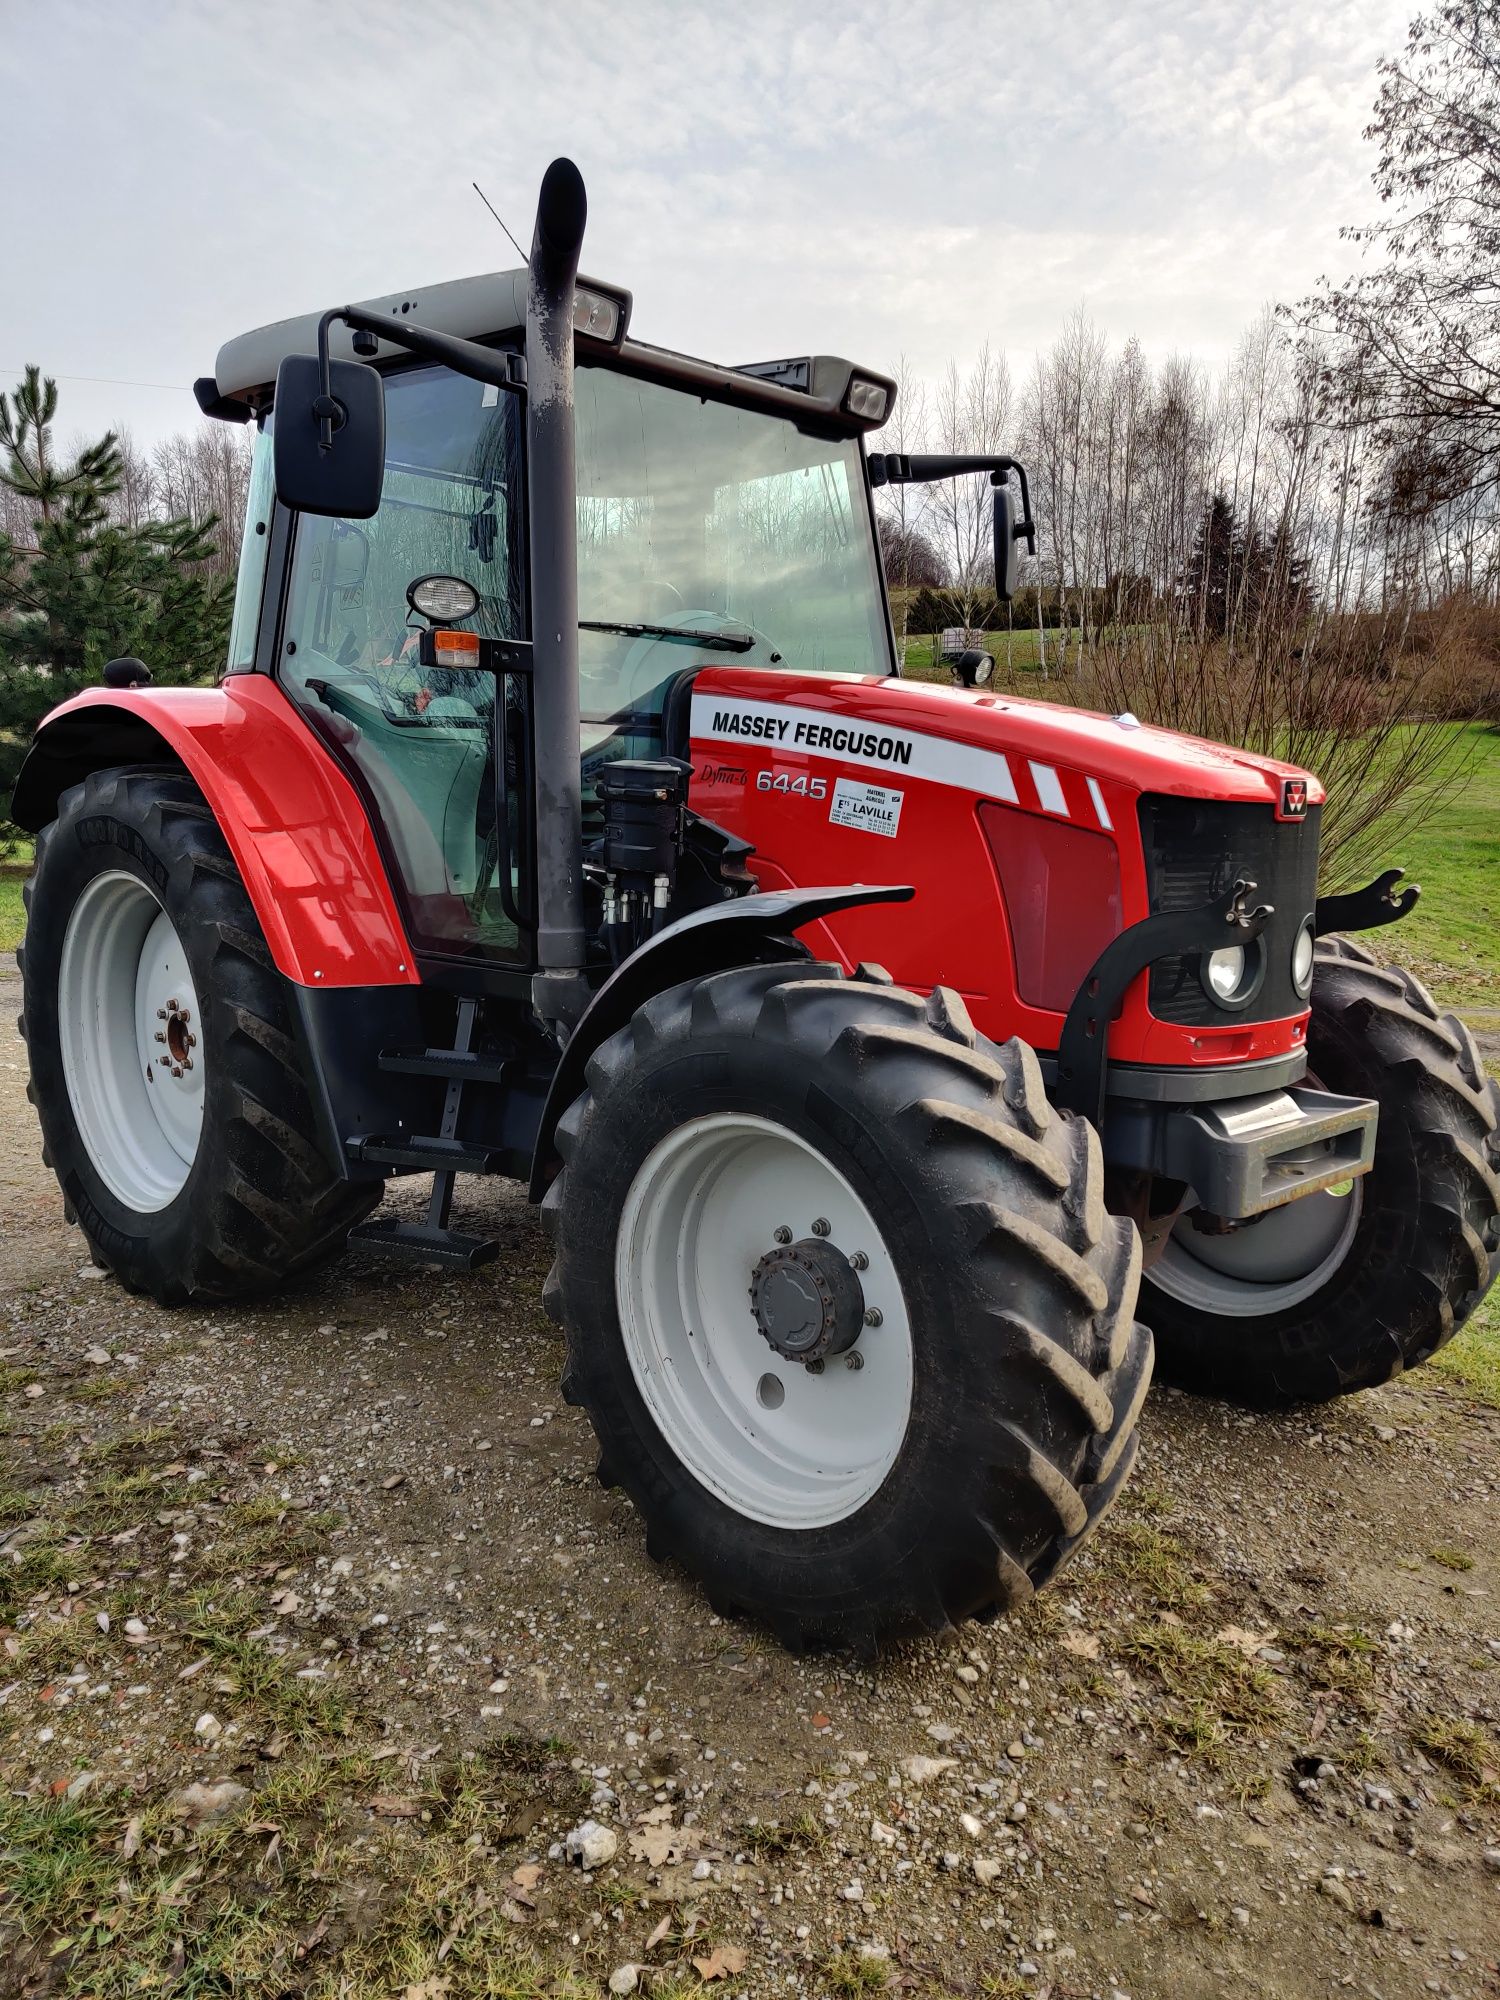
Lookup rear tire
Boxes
[1143,936,1500,1404]
[19,766,377,1303]
[543,961,1151,1652]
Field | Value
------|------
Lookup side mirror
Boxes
[273,353,385,520]
[993,484,1022,601]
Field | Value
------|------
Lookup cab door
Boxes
[275,362,530,964]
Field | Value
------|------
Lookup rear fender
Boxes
[527,884,913,1199]
[10,681,416,989]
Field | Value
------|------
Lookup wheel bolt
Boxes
[806,1358,825,1375]
[181,1059,193,1072]
[154,1031,166,1043]
[811,1217,831,1237]
[850,1250,869,1271]
[186,1034,197,1049]
[156,1008,167,1020]
[845,1351,864,1371]
[773,1225,792,1245]
[864,1307,883,1328]
[167,997,179,1010]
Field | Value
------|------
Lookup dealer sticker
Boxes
[829,776,904,838]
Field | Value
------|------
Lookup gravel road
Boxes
[3,962,1498,2000]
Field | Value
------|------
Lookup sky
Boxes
[3,0,1413,453]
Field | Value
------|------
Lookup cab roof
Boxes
[206,267,896,434]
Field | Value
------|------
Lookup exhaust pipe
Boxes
[526,157,588,1023]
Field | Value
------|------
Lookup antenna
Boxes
[472,182,529,266]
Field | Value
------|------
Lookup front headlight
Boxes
[1205,946,1246,1000]
[1200,939,1264,1010]
[1291,918,1315,998]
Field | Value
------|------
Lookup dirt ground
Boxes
[3,960,1499,2000]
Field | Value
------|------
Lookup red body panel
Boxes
[36,681,417,989]
[686,669,1323,1067]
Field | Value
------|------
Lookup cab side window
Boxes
[279,365,525,960]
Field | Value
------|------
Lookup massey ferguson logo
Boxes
[1280,778,1308,820]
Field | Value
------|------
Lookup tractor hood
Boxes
[689,667,1323,811]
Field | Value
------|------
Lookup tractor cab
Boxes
[214,275,898,973]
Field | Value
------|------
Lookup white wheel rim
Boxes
[614,1113,914,1530]
[1150,1177,1363,1317]
[59,871,204,1212]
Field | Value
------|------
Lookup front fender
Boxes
[527,883,914,1200]
[11,680,416,989]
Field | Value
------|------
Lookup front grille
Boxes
[1138,794,1320,1026]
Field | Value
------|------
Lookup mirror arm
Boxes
[311,306,527,427]
[869,450,1038,555]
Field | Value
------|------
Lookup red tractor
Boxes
[13,163,1499,1650]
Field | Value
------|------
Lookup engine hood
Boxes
[690,667,1323,809]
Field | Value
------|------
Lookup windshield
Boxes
[575,365,892,728]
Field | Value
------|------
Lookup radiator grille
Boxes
[1138,794,1321,1026]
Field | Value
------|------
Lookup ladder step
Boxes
[378,1046,514,1085]
[348,1217,499,1269]
[347,1134,506,1174]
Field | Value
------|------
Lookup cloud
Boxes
[1,0,1410,447]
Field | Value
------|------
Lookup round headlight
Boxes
[1291,919,1315,998]
[1205,946,1247,1001]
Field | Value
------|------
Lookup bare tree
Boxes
[929,343,1011,639]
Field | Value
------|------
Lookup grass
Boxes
[0,1423,700,1996]
[1122,1621,1283,1763]
[1432,1286,1500,1407]
[0,865,24,954]
[1412,1713,1497,1790]
[1379,722,1500,1012]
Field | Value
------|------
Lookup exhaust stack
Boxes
[526,157,589,1025]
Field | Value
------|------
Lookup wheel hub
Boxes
[750,1237,865,1364]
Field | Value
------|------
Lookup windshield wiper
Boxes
[579,618,756,653]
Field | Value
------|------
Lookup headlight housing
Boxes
[1291,918,1316,999]
[1199,939,1265,1011]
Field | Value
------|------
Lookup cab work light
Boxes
[573,286,624,342]
[845,376,890,422]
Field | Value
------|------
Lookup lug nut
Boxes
[154,1031,166,1043]
[167,998,179,1010]
[806,1358,825,1376]
[845,1351,864,1371]
[156,1007,167,1020]
[850,1250,869,1271]
[773,1225,792,1245]
[864,1307,883,1328]
[811,1217,831,1237]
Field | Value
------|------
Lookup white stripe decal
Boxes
[1028,761,1069,817]
[1086,775,1113,830]
[689,693,1018,803]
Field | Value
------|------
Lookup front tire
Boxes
[19,767,377,1303]
[1144,937,1500,1405]
[543,961,1151,1652]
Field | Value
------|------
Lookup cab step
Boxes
[346,1134,505,1175]
[377,1046,515,1085]
[347,1217,499,1269]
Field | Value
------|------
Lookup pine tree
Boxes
[0,369,233,818]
